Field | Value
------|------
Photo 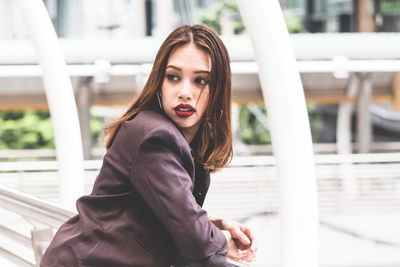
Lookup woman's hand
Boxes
[221,230,241,261]
[213,219,258,262]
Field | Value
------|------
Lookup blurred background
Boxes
[0,0,400,266]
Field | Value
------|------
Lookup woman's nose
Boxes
[178,79,192,100]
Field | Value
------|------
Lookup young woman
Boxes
[41,24,257,267]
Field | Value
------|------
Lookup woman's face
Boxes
[161,43,211,142]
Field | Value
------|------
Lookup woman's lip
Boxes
[174,110,195,118]
[173,104,196,111]
[173,104,196,118]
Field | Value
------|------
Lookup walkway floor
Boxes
[1,212,400,266]
[245,214,400,267]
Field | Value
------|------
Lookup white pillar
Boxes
[357,73,372,153]
[15,0,85,209]
[337,73,359,194]
[98,0,116,38]
[221,8,235,36]
[78,77,93,160]
[337,73,359,154]
[156,0,175,38]
[0,0,12,38]
[133,0,146,37]
[0,0,27,39]
[231,102,240,141]
[65,0,84,37]
[237,1,319,267]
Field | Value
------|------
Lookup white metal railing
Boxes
[0,186,75,266]
[0,153,399,217]
[0,186,75,228]
[2,142,400,161]
[0,153,400,265]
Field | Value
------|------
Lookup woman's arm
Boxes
[129,129,228,260]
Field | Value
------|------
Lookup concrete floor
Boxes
[1,212,400,267]
[244,214,400,267]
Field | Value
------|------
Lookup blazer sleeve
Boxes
[129,128,228,260]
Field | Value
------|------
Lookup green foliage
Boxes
[283,10,307,33]
[90,115,104,144]
[199,0,306,34]
[239,105,271,145]
[0,110,54,149]
[307,104,324,142]
[198,0,244,34]
[239,104,324,145]
[379,0,400,16]
[0,110,104,150]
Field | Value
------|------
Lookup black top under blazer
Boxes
[40,109,228,267]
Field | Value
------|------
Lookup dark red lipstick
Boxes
[174,104,196,118]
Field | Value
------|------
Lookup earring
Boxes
[156,91,163,109]
[219,110,223,120]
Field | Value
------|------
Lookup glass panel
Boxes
[313,0,328,14]
[328,0,353,14]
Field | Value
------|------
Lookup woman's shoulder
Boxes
[129,109,169,125]
[121,109,186,146]
[125,110,175,132]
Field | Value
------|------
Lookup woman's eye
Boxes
[166,74,179,81]
[195,77,208,86]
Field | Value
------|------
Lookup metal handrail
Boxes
[0,159,100,172]
[2,142,400,162]
[1,152,400,172]
[228,153,400,166]
[0,186,76,265]
[0,186,76,228]
[0,223,34,266]
[0,224,31,249]
[0,247,33,267]
[0,154,399,265]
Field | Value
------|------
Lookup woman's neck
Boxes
[181,128,196,144]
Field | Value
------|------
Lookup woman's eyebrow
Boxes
[194,70,210,74]
[166,65,210,74]
[166,65,181,71]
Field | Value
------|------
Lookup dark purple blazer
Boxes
[41,110,228,267]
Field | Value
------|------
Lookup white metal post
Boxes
[156,0,175,38]
[236,1,319,266]
[357,73,372,153]
[0,0,12,38]
[133,0,146,37]
[337,74,359,155]
[337,74,359,194]
[15,0,85,209]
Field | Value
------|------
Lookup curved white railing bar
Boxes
[237,1,319,267]
[0,186,75,228]
[0,247,33,267]
[1,154,400,265]
[0,224,33,266]
[0,186,76,266]
[1,153,400,171]
[15,0,85,209]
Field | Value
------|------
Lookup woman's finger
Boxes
[238,253,256,263]
[230,226,251,245]
[239,225,258,253]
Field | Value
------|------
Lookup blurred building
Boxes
[1,0,400,39]
[0,0,400,159]
[283,0,400,33]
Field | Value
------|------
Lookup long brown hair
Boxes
[102,24,232,172]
